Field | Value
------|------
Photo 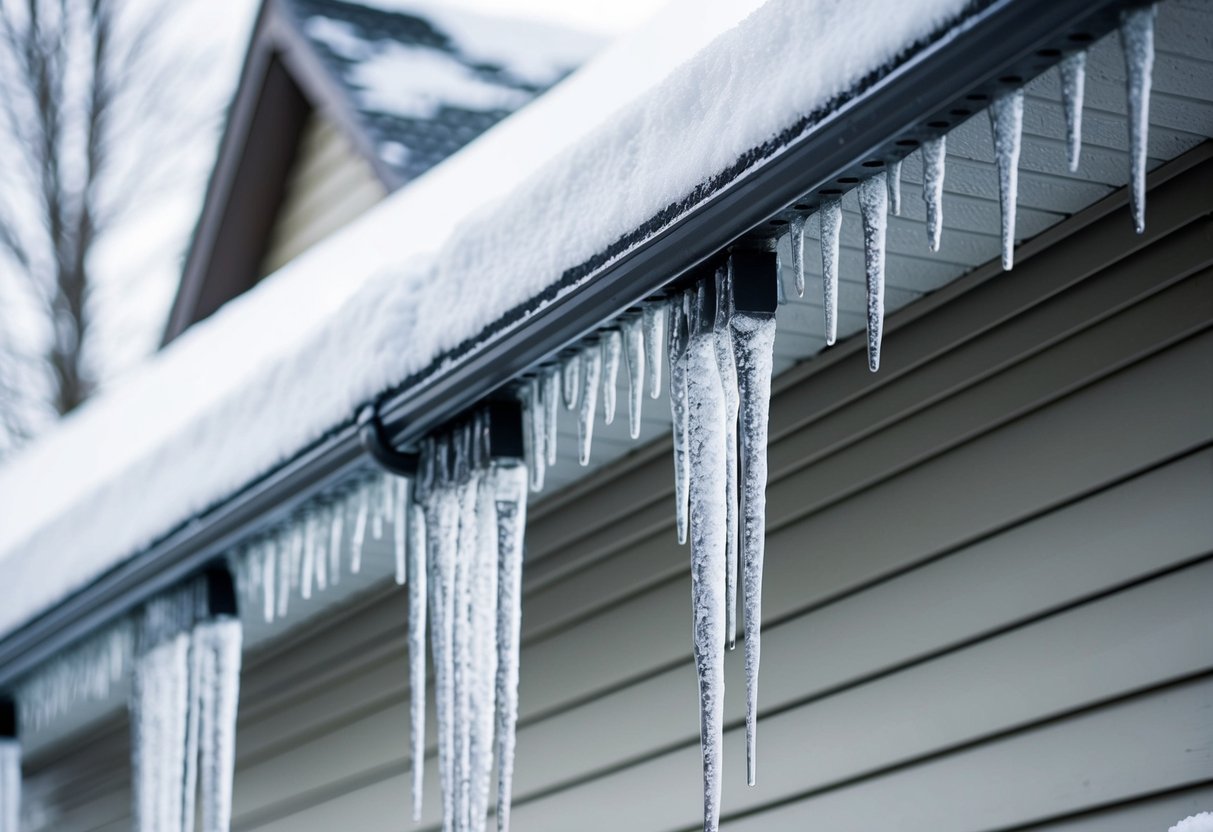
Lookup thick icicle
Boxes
[713,267,740,652]
[887,159,903,216]
[667,294,691,545]
[577,344,602,466]
[0,739,18,832]
[197,617,242,832]
[494,464,528,832]
[182,627,203,832]
[642,302,664,399]
[1059,52,1086,172]
[623,315,645,439]
[601,329,623,427]
[469,467,499,832]
[1120,5,1155,234]
[542,367,559,467]
[858,173,888,372]
[408,492,428,820]
[561,353,579,411]
[525,378,545,492]
[819,199,842,346]
[427,440,459,832]
[989,89,1024,270]
[921,136,946,252]
[685,282,728,832]
[784,214,807,298]
[731,306,777,787]
[452,436,478,831]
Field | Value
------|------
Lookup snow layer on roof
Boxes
[0,0,973,639]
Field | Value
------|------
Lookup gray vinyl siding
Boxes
[22,150,1213,832]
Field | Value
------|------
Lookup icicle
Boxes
[328,504,344,588]
[685,281,728,832]
[351,482,369,574]
[819,199,841,346]
[197,617,242,832]
[409,460,431,820]
[577,344,602,466]
[313,510,329,593]
[494,463,528,832]
[469,467,499,832]
[731,305,777,787]
[428,440,459,832]
[276,537,291,619]
[452,434,478,832]
[785,214,807,298]
[989,89,1024,270]
[887,159,903,216]
[642,302,664,399]
[713,267,740,652]
[525,377,546,492]
[261,543,276,624]
[561,353,579,411]
[623,315,645,439]
[543,367,559,467]
[1120,5,1155,234]
[301,512,316,601]
[858,173,888,372]
[1059,52,1086,172]
[0,739,19,832]
[667,294,691,545]
[601,329,623,427]
[394,478,408,585]
[182,629,202,832]
[921,135,946,252]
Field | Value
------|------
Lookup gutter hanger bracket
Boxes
[358,404,420,477]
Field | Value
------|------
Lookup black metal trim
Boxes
[358,405,420,476]
[0,0,1139,692]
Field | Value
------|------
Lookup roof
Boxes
[161,0,599,344]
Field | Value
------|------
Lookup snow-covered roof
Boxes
[0,0,974,641]
[289,0,601,180]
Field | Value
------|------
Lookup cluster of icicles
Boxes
[784,6,1156,375]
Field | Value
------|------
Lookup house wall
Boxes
[260,112,388,277]
[22,153,1213,831]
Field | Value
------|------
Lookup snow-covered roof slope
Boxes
[0,0,974,640]
[289,0,601,181]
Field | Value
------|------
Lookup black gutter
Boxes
[0,0,1139,691]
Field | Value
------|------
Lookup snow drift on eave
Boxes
[0,0,976,640]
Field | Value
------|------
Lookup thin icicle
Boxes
[394,478,408,585]
[713,267,740,652]
[426,439,458,832]
[301,512,316,601]
[182,629,203,832]
[601,329,623,426]
[561,353,579,411]
[543,367,559,467]
[524,378,545,492]
[731,307,777,787]
[642,302,664,399]
[685,282,728,832]
[494,463,528,832]
[261,543,276,624]
[197,617,242,832]
[667,293,691,545]
[887,159,903,216]
[275,538,291,619]
[328,504,344,588]
[784,213,807,298]
[0,740,19,832]
[1120,5,1155,234]
[1059,52,1086,172]
[858,173,888,372]
[921,135,946,252]
[351,482,369,574]
[408,478,429,820]
[989,89,1024,270]
[819,199,841,346]
[623,315,645,439]
[452,436,478,832]
[577,344,602,466]
[469,468,499,832]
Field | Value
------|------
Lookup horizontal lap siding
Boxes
[21,153,1213,832]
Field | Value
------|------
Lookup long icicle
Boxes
[731,304,777,787]
[921,135,946,252]
[858,173,888,372]
[643,302,665,399]
[428,439,458,832]
[785,214,807,298]
[686,281,728,832]
[408,468,430,820]
[887,159,902,216]
[453,435,479,832]
[543,367,559,467]
[394,478,408,586]
[526,377,545,492]
[668,293,691,545]
[0,736,18,832]
[623,315,645,439]
[578,344,602,466]
[601,329,623,427]
[1059,51,1086,172]
[494,464,528,832]
[198,616,242,832]
[1120,4,1156,234]
[469,463,499,832]
[713,266,740,651]
[561,353,579,411]
[989,89,1024,270]
[819,199,842,346]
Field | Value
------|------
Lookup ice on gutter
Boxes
[0,0,975,640]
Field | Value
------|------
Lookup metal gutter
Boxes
[0,0,1141,691]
